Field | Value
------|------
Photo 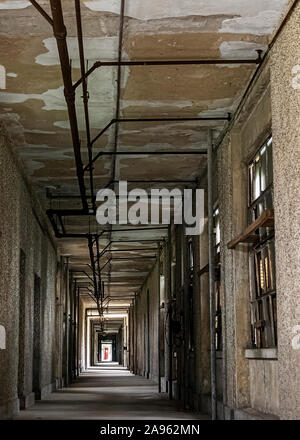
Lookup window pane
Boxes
[254,157,261,200]
[260,145,267,192]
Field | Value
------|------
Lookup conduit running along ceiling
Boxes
[0,0,290,310]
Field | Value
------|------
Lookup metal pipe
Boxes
[269,0,299,51]
[100,248,157,254]
[90,116,230,147]
[29,0,53,25]
[75,0,95,211]
[168,225,173,400]
[87,234,98,298]
[47,209,91,216]
[112,0,125,181]
[73,56,261,89]
[72,270,94,284]
[106,256,157,261]
[94,235,103,296]
[208,129,217,420]
[104,0,126,291]
[77,284,80,376]
[157,242,161,392]
[214,0,300,152]
[49,0,88,211]
[93,150,207,155]
[47,184,195,198]
[134,294,137,374]
[57,214,66,235]
[95,58,261,67]
[92,119,116,145]
[84,150,207,172]
[110,239,161,243]
[46,209,169,237]
[117,116,231,123]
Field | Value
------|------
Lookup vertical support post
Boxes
[134,294,138,374]
[208,129,217,419]
[168,226,173,400]
[146,290,150,378]
[58,257,64,385]
[63,256,70,386]
[183,225,190,409]
[84,308,88,369]
[76,285,80,376]
[157,241,161,392]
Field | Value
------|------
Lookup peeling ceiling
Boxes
[0,0,290,310]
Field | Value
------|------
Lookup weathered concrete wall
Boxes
[135,261,159,382]
[78,299,86,372]
[195,178,211,413]
[249,359,279,415]
[215,58,279,418]
[0,122,60,418]
[270,2,300,420]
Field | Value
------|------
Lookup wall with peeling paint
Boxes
[270,0,300,419]
[0,122,61,419]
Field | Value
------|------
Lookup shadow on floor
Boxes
[14,364,209,420]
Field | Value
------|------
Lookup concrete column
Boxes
[218,131,250,415]
[164,238,171,394]
[270,3,300,419]
[192,228,202,411]
[198,181,211,413]
[54,259,63,387]
[62,257,70,385]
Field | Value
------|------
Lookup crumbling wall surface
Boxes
[216,56,280,418]
[270,2,300,420]
[0,123,58,419]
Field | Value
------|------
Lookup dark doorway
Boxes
[18,249,26,406]
[32,274,41,399]
[98,334,117,362]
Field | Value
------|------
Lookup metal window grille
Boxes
[248,137,277,348]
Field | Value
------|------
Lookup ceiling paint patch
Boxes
[35,37,120,67]
[84,0,289,24]
[219,41,268,59]
[0,1,30,9]
[121,100,194,110]
[220,10,285,35]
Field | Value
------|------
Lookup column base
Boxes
[0,397,20,420]
[19,392,35,410]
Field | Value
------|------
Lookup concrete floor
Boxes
[15,363,208,420]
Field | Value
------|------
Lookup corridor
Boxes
[0,0,300,422]
[14,364,206,420]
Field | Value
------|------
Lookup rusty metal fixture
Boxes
[90,115,230,147]
[30,0,88,211]
[73,56,262,89]
[84,149,207,172]
[74,0,95,211]
[29,0,53,25]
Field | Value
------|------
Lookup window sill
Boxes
[245,348,277,360]
[227,208,274,249]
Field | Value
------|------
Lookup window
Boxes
[213,208,222,351]
[248,137,277,348]
[248,136,273,224]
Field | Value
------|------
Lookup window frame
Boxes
[248,135,277,349]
